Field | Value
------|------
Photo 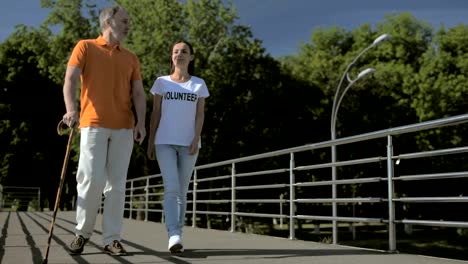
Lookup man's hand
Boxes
[134,122,146,144]
[62,111,79,128]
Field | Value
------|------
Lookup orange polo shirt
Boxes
[68,35,142,129]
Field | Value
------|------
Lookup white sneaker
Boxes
[168,235,184,253]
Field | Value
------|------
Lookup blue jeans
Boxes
[155,144,198,237]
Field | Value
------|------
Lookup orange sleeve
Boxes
[68,40,87,69]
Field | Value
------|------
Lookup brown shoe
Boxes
[104,240,127,256]
[69,235,89,255]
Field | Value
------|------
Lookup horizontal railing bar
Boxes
[394,146,468,161]
[187,200,230,203]
[128,208,163,213]
[2,192,39,195]
[126,193,162,197]
[236,199,287,203]
[2,191,39,194]
[295,198,382,203]
[296,157,383,171]
[127,200,162,204]
[396,219,468,228]
[3,193,37,199]
[236,184,288,190]
[2,186,40,189]
[195,175,231,182]
[130,184,163,189]
[296,177,382,187]
[124,209,162,213]
[128,174,162,182]
[236,169,289,177]
[394,171,468,181]
[146,193,163,196]
[128,194,145,198]
[148,184,164,188]
[191,210,230,216]
[296,215,382,223]
[128,186,147,191]
[394,197,468,202]
[126,185,162,190]
[193,187,231,193]
[125,193,145,196]
[234,212,286,218]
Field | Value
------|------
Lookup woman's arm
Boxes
[190,97,206,154]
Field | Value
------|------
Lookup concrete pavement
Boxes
[0,211,466,264]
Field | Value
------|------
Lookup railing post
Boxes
[230,163,236,232]
[279,193,283,228]
[289,152,296,240]
[387,135,397,252]
[37,187,41,211]
[145,178,149,221]
[0,185,3,209]
[331,136,338,244]
[192,169,197,228]
[129,180,134,219]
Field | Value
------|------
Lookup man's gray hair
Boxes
[99,6,124,32]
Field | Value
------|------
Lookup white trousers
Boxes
[74,127,133,246]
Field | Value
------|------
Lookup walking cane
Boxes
[42,121,76,264]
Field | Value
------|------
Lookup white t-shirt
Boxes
[150,75,210,147]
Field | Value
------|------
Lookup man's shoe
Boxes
[168,235,184,253]
[69,235,89,255]
[104,240,128,256]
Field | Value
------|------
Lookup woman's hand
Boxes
[189,137,199,155]
[147,141,155,160]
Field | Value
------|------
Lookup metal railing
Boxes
[124,113,468,252]
[0,185,41,211]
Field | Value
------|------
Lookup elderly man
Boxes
[62,5,146,255]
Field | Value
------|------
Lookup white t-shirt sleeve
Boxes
[150,77,164,95]
[199,79,210,98]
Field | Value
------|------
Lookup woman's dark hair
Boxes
[170,40,195,75]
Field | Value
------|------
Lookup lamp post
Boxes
[330,33,390,245]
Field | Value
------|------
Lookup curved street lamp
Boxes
[330,33,391,245]
[331,33,391,132]
[331,67,376,133]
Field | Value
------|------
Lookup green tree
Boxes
[0,29,65,209]
[414,24,468,121]
[39,0,101,83]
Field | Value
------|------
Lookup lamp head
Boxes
[357,68,376,79]
[373,34,391,46]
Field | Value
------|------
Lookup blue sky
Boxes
[1,0,468,57]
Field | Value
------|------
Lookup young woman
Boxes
[147,40,209,253]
